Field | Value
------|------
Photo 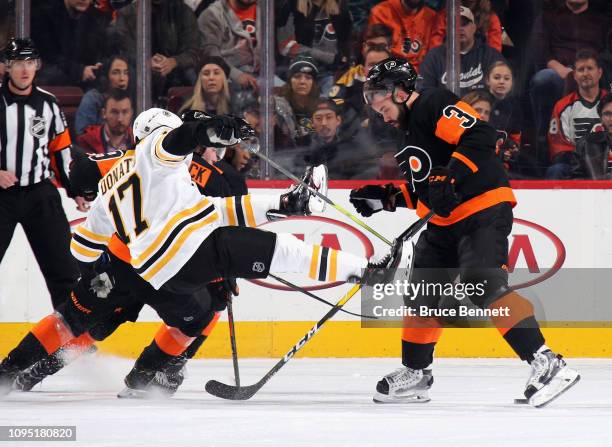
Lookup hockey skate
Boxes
[149,355,188,396]
[0,359,19,396]
[373,367,433,403]
[14,345,98,392]
[523,346,580,408]
[270,164,328,219]
[357,234,404,287]
[117,367,158,399]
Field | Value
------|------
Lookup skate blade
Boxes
[373,390,430,404]
[528,368,580,408]
[117,386,167,399]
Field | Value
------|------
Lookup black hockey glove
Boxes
[195,115,244,148]
[349,184,399,217]
[207,278,239,312]
[427,166,460,218]
[78,253,115,299]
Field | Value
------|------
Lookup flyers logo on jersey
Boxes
[395,145,432,188]
[384,60,397,70]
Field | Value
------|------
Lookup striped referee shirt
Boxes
[0,82,73,192]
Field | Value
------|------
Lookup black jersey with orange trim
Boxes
[394,88,515,225]
[189,154,232,197]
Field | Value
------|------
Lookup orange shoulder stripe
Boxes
[451,152,478,173]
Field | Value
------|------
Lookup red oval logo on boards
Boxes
[508,218,566,289]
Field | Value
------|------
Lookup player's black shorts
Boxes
[409,202,513,310]
[163,226,277,295]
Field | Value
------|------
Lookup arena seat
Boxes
[39,85,84,132]
[167,86,193,114]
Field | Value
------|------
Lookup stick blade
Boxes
[205,379,259,400]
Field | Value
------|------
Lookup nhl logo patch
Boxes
[252,262,265,273]
[29,116,47,139]
[384,61,397,70]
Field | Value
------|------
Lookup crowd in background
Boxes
[1,0,612,181]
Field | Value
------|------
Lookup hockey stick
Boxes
[249,148,393,246]
[205,283,361,400]
[227,297,240,387]
[205,211,433,400]
[269,273,377,319]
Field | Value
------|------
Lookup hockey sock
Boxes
[222,195,279,227]
[152,311,220,362]
[30,313,75,355]
[3,312,74,371]
[488,291,546,362]
[270,233,367,282]
[153,325,197,357]
[401,317,443,370]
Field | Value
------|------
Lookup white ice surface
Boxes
[1,357,610,447]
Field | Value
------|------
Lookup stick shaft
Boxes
[227,299,240,387]
[269,273,375,319]
[254,151,392,246]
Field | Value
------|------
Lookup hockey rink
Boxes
[1,357,610,446]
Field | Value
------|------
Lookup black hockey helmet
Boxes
[3,37,40,61]
[363,57,418,105]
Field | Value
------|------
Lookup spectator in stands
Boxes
[279,55,321,145]
[31,0,112,87]
[418,6,506,96]
[348,0,386,34]
[330,45,392,133]
[75,89,134,154]
[546,49,607,179]
[199,0,259,91]
[574,93,612,179]
[487,61,523,150]
[277,0,353,95]
[432,0,503,52]
[184,0,215,18]
[241,96,298,151]
[95,0,135,13]
[462,89,494,122]
[601,30,612,92]
[74,55,131,135]
[302,98,378,179]
[368,0,443,72]
[530,0,608,156]
[361,23,394,55]
[178,57,234,116]
[113,0,201,100]
[463,88,525,177]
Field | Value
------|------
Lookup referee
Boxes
[0,37,87,309]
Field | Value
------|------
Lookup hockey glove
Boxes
[196,115,244,148]
[207,278,239,312]
[427,166,460,218]
[349,184,399,217]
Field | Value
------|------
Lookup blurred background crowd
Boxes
[2,0,611,181]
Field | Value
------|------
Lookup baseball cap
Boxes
[312,98,340,116]
[460,6,475,23]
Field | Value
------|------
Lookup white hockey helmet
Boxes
[133,108,182,142]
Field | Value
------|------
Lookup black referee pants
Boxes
[0,180,79,308]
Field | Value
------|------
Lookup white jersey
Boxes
[71,127,278,289]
